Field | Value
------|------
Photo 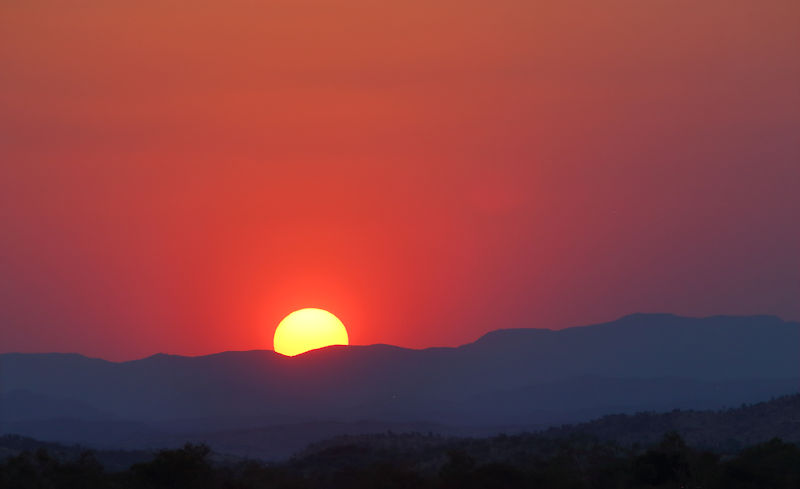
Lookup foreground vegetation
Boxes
[2,432,799,489]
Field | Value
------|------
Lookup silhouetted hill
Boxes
[1,314,797,457]
[542,393,800,450]
[4,395,799,469]
[0,434,152,471]
[296,394,800,467]
[147,420,485,461]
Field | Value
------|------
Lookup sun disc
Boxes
[273,308,349,356]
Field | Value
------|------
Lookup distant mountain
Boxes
[1,314,797,458]
[0,389,110,423]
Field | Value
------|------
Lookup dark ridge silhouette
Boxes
[0,434,153,471]
[297,394,800,461]
[540,393,800,450]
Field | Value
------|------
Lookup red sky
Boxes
[1,0,798,360]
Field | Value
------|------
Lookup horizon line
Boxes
[0,312,792,363]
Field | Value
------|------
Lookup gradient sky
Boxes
[1,0,798,360]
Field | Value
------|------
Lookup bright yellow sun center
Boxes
[273,308,349,356]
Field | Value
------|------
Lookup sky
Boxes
[1,0,798,361]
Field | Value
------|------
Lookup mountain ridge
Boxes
[2,313,795,363]
[1,313,797,458]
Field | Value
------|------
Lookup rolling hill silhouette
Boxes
[1,314,797,458]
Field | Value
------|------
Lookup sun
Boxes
[273,308,349,356]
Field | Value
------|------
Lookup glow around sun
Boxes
[273,308,349,356]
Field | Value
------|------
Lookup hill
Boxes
[542,392,800,451]
[5,397,800,488]
[0,434,151,471]
[1,314,797,457]
[297,394,800,468]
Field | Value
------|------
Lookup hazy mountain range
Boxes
[1,313,797,459]
[3,393,799,471]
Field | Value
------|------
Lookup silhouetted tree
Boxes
[131,443,214,489]
[718,438,800,489]
[439,449,475,489]
[472,462,525,489]
[633,432,691,487]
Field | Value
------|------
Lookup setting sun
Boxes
[273,308,349,356]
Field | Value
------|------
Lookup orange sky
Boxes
[1,0,798,360]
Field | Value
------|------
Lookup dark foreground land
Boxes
[2,395,800,489]
[2,433,799,489]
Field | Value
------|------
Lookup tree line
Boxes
[2,432,799,489]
